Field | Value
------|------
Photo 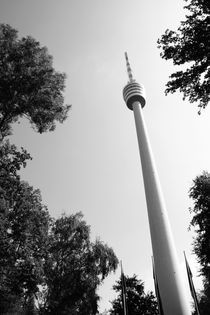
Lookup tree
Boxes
[157,0,210,112]
[0,23,70,140]
[110,274,158,315]
[0,141,119,314]
[0,140,50,314]
[40,213,118,315]
[0,139,32,202]
[0,24,118,313]
[189,171,210,314]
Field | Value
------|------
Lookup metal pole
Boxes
[120,261,128,315]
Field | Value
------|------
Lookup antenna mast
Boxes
[125,52,134,83]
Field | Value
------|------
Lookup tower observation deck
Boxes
[123,52,146,109]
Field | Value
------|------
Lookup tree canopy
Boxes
[0,23,70,139]
[0,22,119,314]
[189,171,210,314]
[110,274,158,315]
[0,141,117,315]
[0,141,119,314]
[158,0,210,112]
[41,213,118,314]
[0,140,50,314]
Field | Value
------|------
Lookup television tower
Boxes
[123,53,191,315]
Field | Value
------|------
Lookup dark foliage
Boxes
[0,23,118,314]
[158,0,210,112]
[41,213,118,314]
[0,140,50,314]
[0,23,70,139]
[0,142,118,314]
[189,171,210,314]
[110,274,158,315]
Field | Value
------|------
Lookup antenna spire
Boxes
[125,52,134,83]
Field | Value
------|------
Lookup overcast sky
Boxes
[0,0,209,312]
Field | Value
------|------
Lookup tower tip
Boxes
[124,52,134,83]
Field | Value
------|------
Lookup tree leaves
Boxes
[110,274,158,315]
[0,23,118,315]
[0,141,49,313]
[0,142,118,314]
[42,213,118,314]
[0,23,71,139]
[189,171,210,313]
[158,0,210,112]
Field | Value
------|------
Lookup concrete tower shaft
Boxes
[123,53,191,315]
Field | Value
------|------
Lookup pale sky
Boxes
[0,0,208,312]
